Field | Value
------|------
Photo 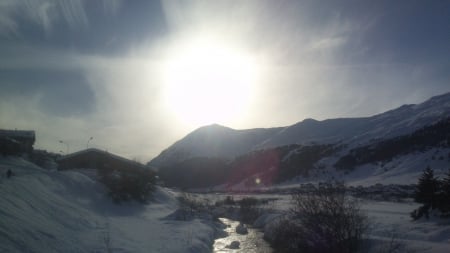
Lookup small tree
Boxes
[437,169,450,214]
[411,167,439,220]
[414,166,439,209]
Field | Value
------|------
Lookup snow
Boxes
[2,156,450,252]
[362,201,450,253]
[258,147,450,190]
[343,148,450,186]
[0,157,216,253]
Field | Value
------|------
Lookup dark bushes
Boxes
[178,192,206,212]
[0,138,25,156]
[239,197,260,223]
[214,196,263,224]
[159,157,229,188]
[411,167,450,219]
[98,167,156,203]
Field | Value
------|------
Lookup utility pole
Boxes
[59,140,69,154]
[86,137,93,149]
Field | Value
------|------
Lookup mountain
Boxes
[258,92,450,148]
[149,124,282,167]
[150,92,450,169]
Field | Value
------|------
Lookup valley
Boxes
[1,1,449,252]
[1,92,449,252]
[153,93,450,190]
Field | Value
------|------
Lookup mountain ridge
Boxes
[149,124,283,167]
[149,92,450,168]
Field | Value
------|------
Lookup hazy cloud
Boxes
[0,0,90,36]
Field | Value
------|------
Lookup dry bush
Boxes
[271,182,368,253]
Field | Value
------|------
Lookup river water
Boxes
[213,218,273,253]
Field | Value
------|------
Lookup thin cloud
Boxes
[309,37,346,51]
[0,0,123,36]
[0,0,448,161]
[57,0,88,30]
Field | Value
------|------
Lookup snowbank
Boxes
[0,157,216,253]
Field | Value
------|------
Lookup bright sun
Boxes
[162,38,258,127]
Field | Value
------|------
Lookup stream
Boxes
[213,218,273,253]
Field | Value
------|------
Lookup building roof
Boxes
[0,129,35,139]
[57,148,146,169]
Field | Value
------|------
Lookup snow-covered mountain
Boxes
[260,92,450,148]
[149,92,450,168]
[149,124,282,167]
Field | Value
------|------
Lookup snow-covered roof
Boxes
[58,148,145,168]
[0,129,35,139]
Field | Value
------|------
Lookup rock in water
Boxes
[226,241,240,249]
[236,223,248,234]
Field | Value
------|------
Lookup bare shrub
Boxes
[270,218,304,252]
[375,232,405,253]
[271,182,368,253]
[178,192,205,212]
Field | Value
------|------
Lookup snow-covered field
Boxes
[0,157,216,253]
[365,201,450,253]
[1,156,449,252]
[202,193,450,253]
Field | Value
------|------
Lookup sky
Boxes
[0,0,449,162]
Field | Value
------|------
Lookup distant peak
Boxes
[189,124,234,135]
[197,123,231,130]
[206,123,227,128]
[302,118,319,123]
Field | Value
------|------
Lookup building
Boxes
[0,129,35,155]
[57,148,147,173]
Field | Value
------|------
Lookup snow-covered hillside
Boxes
[284,146,450,188]
[259,92,450,148]
[149,92,450,168]
[0,157,215,253]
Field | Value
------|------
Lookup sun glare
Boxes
[162,38,258,127]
